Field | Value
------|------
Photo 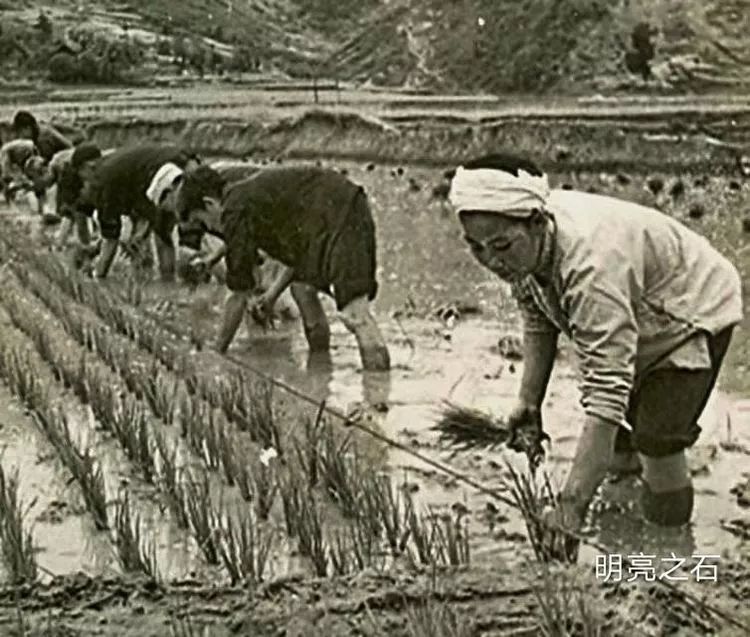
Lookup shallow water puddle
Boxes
[4,161,750,582]
[219,310,750,566]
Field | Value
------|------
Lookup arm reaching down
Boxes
[94,238,119,278]
[518,331,559,409]
[543,248,641,554]
[205,244,227,268]
[511,279,561,410]
[259,264,295,309]
[506,280,561,455]
[562,415,619,519]
[217,290,249,353]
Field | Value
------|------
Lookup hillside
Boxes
[1,0,749,93]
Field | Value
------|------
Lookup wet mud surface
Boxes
[0,157,749,634]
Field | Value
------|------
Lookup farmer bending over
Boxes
[46,143,104,249]
[1,138,39,207]
[169,164,391,371]
[83,144,201,281]
[174,160,266,285]
[449,154,742,552]
[11,110,73,163]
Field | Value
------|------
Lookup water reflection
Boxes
[362,369,393,410]
[591,501,699,561]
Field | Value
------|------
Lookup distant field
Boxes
[5,85,750,125]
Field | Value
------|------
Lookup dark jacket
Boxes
[88,144,196,241]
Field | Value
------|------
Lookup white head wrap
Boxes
[146,162,184,205]
[448,166,550,217]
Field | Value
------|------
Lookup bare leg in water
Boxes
[338,295,390,372]
[290,282,331,352]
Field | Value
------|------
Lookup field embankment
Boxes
[3,90,750,174]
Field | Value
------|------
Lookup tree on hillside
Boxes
[230,44,260,72]
[48,52,79,82]
[624,21,657,81]
[34,10,54,41]
[156,37,172,56]
[46,30,145,84]
[0,23,32,64]
[172,35,189,70]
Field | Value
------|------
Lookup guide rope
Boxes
[0,229,745,632]
[136,301,748,632]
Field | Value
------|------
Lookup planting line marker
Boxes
[73,280,748,632]
[217,354,750,632]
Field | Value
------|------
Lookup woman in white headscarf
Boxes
[450,153,742,560]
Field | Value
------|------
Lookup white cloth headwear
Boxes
[146,162,184,205]
[449,166,550,218]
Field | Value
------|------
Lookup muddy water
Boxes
[185,305,750,563]
[3,159,750,581]
[0,384,104,579]
[0,295,213,584]
[177,159,750,567]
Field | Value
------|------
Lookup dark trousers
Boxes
[615,327,734,458]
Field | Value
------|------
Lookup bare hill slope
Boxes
[1,0,749,93]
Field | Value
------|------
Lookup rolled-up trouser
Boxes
[614,327,734,458]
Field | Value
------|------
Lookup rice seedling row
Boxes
[35,261,475,572]
[0,289,201,580]
[0,315,111,539]
[0,271,289,584]
[23,259,466,567]
[0,463,38,585]
[10,248,287,456]
[1,237,475,578]
[12,264,286,521]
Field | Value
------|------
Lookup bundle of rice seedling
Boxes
[431,401,510,451]
[432,401,549,473]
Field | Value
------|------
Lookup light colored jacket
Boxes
[48,147,75,179]
[512,189,743,428]
[0,139,37,182]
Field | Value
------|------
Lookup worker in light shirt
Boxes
[448,153,742,559]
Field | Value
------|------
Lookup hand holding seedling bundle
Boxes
[505,403,550,474]
[248,295,276,330]
[432,401,550,473]
[182,255,212,285]
[434,402,587,564]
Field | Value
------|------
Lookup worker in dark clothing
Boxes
[12,110,72,163]
[82,144,201,281]
[53,143,103,248]
[160,164,391,371]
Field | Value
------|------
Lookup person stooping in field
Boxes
[33,143,105,250]
[158,163,391,371]
[174,160,265,286]
[449,153,743,559]
[11,110,73,163]
[0,138,39,207]
[82,143,201,281]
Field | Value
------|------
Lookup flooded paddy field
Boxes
[0,153,749,635]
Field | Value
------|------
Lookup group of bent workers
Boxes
[1,109,744,560]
